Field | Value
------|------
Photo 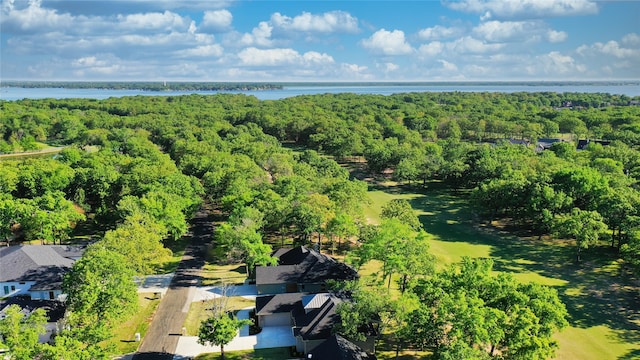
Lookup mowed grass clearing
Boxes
[365,181,640,360]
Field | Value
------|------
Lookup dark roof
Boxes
[577,139,611,150]
[0,297,66,323]
[256,246,358,286]
[0,245,84,290]
[256,293,305,315]
[308,335,376,360]
[293,293,343,340]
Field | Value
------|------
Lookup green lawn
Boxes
[366,181,640,360]
[183,296,255,336]
[104,293,161,355]
[194,347,291,360]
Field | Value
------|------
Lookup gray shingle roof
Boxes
[256,292,305,315]
[255,246,358,286]
[308,335,376,360]
[0,245,83,290]
[293,293,343,340]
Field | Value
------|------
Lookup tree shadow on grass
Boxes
[408,185,640,351]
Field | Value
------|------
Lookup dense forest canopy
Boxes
[1,90,639,358]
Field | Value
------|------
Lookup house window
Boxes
[10,285,15,292]
[3,286,8,295]
[49,291,55,300]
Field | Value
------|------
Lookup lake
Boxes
[1,82,639,101]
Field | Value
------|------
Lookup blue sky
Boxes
[1,0,639,81]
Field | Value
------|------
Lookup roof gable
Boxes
[294,294,343,340]
[256,246,358,286]
[309,335,376,360]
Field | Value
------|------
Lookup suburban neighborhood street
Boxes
[132,206,212,360]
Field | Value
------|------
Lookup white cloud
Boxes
[117,11,191,32]
[378,62,399,73]
[547,30,568,43]
[622,33,640,47]
[535,51,586,75]
[577,34,640,66]
[438,59,458,72]
[302,51,335,64]
[72,56,108,67]
[200,9,232,32]
[270,11,359,33]
[473,20,566,43]
[1,0,76,32]
[445,0,599,19]
[240,21,274,47]
[417,25,464,41]
[418,42,444,57]
[361,29,413,55]
[179,44,224,57]
[447,36,504,53]
[237,47,334,67]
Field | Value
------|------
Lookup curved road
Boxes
[133,205,213,360]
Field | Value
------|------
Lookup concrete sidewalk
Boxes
[135,273,175,296]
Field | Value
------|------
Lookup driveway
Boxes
[173,325,296,358]
[191,284,257,302]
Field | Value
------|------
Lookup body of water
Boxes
[1,83,639,101]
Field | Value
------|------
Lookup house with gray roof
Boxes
[0,245,84,300]
[255,246,358,295]
[308,334,377,360]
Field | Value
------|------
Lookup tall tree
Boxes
[554,208,609,261]
[63,246,138,345]
[380,199,421,231]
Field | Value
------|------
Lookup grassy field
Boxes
[105,293,161,355]
[366,181,640,360]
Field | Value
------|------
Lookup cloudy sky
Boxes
[1,0,639,81]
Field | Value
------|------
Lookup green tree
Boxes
[409,258,568,359]
[198,313,252,360]
[380,199,421,230]
[63,246,138,344]
[21,191,85,244]
[98,213,171,274]
[554,208,609,261]
[0,305,47,360]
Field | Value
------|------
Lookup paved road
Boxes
[133,205,212,360]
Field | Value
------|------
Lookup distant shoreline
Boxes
[2,80,639,91]
[0,81,283,92]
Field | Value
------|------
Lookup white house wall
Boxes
[0,281,36,297]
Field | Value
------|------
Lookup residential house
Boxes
[255,246,358,295]
[577,139,611,150]
[308,334,377,360]
[535,138,565,152]
[0,245,84,300]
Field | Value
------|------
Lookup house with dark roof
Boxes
[308,334,377,360]
[535,138,565,152]
[577,139,611,150]
[0,245,84,300]
[255,246,358,295]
